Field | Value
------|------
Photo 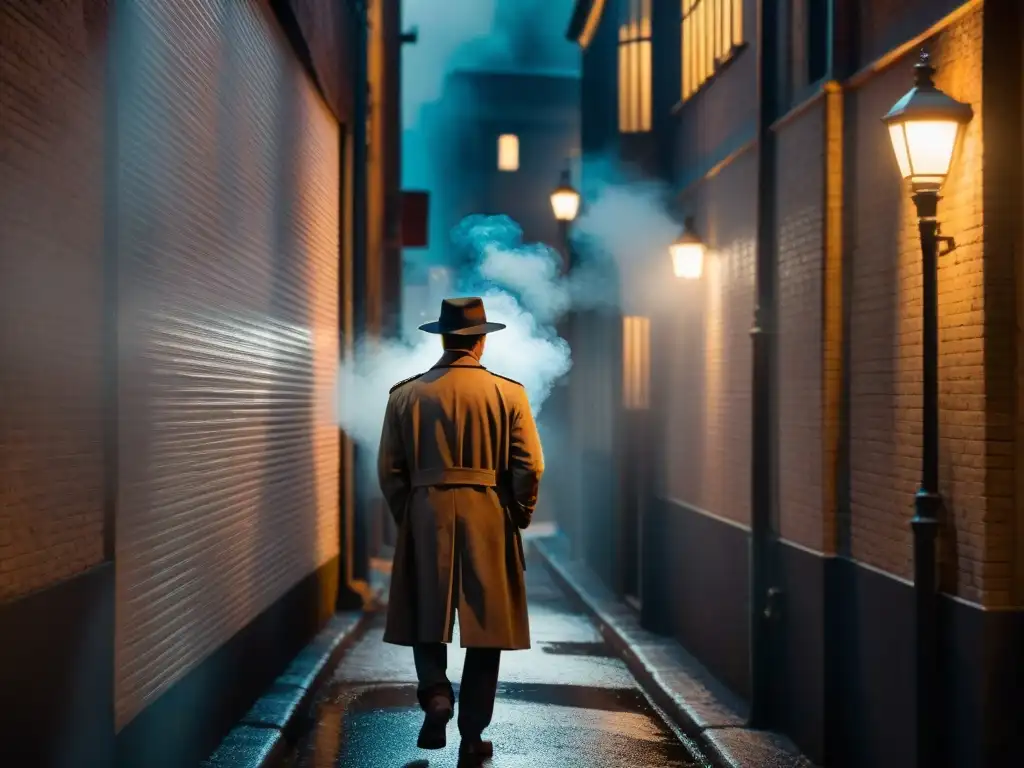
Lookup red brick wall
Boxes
[663,150,757,527]
[774,102,827,551]
[847,10,990,599]
[0,1,106,601]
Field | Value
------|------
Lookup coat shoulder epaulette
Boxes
[389,372,424,394]
[489,371,524,388]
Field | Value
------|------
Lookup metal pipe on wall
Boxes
[350,0,370,586]
[749,0,781,729]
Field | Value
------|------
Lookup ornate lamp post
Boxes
[550,166,581,273]
[882,49,973,768]
[549,165,582,557]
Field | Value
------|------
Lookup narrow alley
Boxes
[282,547,710,768]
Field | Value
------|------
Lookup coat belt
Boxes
[411,468,498,487]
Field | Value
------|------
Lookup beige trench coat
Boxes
[378,350,544,650]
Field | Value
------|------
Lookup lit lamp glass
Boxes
[670,217,705,280]
[550,169,581,222]
[883,50,973,192]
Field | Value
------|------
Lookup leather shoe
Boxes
[416,696,453,750]
[457,738,494,765]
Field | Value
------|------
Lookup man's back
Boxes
[376,297,543,761]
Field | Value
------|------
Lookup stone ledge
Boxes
[532,535,816,768]
[202,611,368,768]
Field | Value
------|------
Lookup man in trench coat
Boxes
[377,297,544,763]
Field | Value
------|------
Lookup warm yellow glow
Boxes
[887,123,912,178]
[682,0,744,103]
[618,0,652,133]
[497,134,519,171]
[623,315,651,410]
[578,0,607,49]
[671,242,705,280]
[550,188,581,222]
[887,118,961,188]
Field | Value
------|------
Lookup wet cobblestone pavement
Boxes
[283,551,712,768]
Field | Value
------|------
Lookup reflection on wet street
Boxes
[283,548,710,768]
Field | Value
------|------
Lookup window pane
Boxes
[632,38,640,129]
[724,0,731,53]
[619,39,628,131]
[497,134,519,171]
[640,39,652,131]
[698,0,706,83]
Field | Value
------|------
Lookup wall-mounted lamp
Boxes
[669,217,705,280]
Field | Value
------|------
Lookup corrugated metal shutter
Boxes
[114,0,339,729]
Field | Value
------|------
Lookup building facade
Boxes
[415,68,581,273]
[565,1,1023,766]
[0,1,401,765]
[403,68,581,530]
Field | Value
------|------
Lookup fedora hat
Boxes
[418,297,506,335]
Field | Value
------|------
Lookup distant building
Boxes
[418,69,581,270]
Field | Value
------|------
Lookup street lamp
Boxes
[669,217,706,280]
[550,167,581,222]
[550,166,580,276]
[549,165,582,558]
[883,48,973,768]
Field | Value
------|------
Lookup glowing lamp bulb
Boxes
[670,219,705,280]
[550,169,581,222]
[882,50,973,192]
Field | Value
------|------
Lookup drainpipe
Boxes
[352,0,368,341]
[350,0,370,584]
[749,0,780,729]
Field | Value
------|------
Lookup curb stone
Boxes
[532,536,816,768]
[202,610,373,768]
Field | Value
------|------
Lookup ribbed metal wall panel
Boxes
[114,0,340,729]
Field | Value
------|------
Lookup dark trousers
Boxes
[413,643,501,738]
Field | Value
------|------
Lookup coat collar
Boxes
[431,350,485,370]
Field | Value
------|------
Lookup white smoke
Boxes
[337,215,572,453]
[337,157,689,459]
[570,156,683,314]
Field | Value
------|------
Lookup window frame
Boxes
[618,0,653,134]
[680,0,746,105]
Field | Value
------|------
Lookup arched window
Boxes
[618,0,652,134]
[681,0,744,102]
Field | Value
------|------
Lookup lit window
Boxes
[623,315,651,410]
[618,0,652,134]
[497,134,519,171]
[681,0,744,102]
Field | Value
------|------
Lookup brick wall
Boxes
[855,0,969,69]
[664,150,757,527]
[0,0,106,601]
[774,103,827,550]
[672,0,758,185]
[847,10,990,599]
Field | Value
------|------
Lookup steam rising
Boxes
[337,216,572,453]
[337,156,688,463]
